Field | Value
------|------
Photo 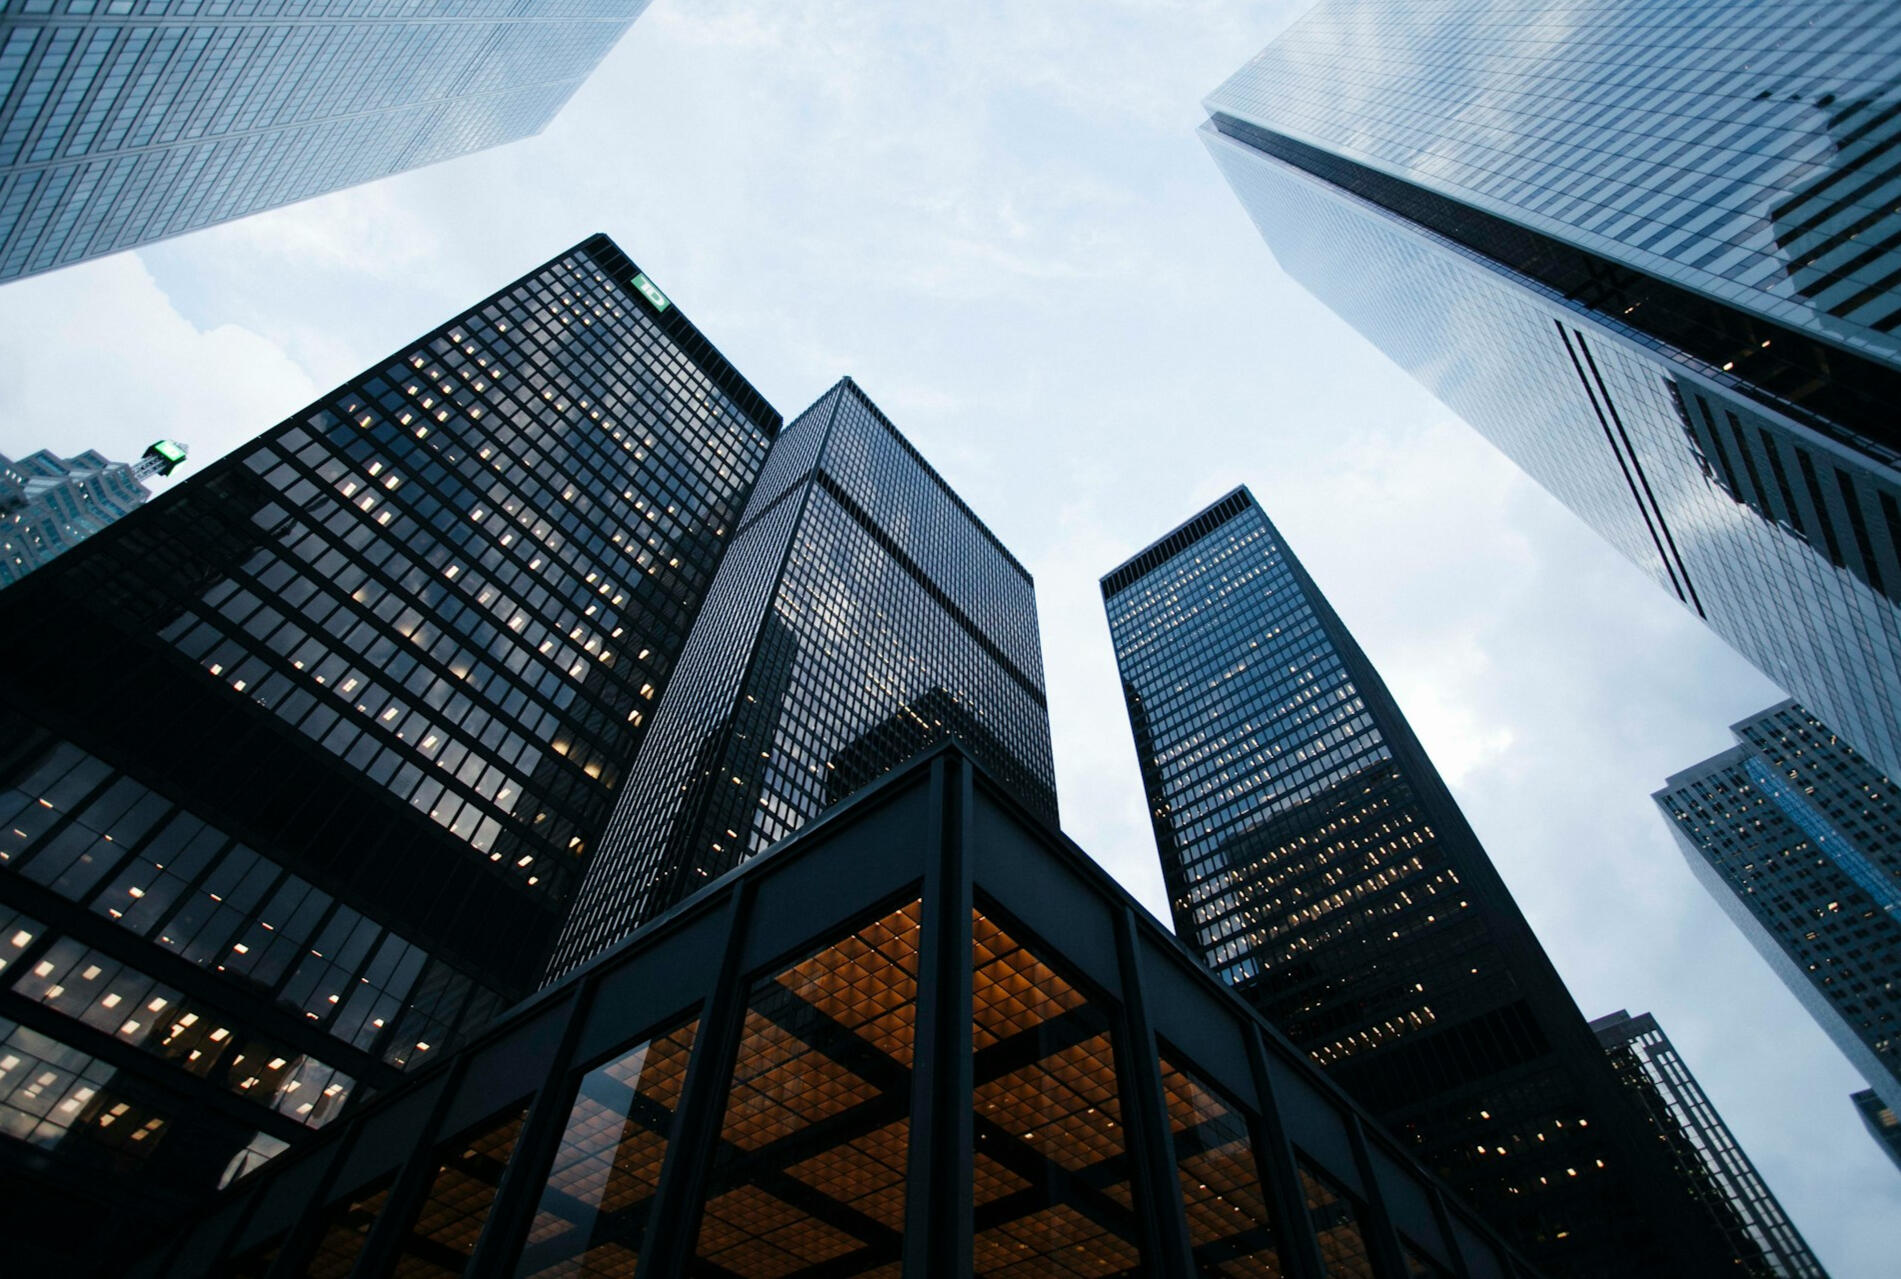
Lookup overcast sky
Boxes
[0,0,1893,1271]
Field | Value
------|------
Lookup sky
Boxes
[0,0,1894,1270]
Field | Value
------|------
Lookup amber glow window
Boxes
[306,1181,393,1279]
[970,908,1145,1277]
[513,1017,700,1277]
[390,1103,530,1275]
[1298,1161,1375,1278]
[1158,1054,1283,1276]
[692,899,921,1279]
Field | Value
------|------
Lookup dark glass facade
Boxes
[1202,0,1901,784]
[1102,487,1735,1276]
[133,744,1534,1279]
[549,378,1057,977]
[0,233,777,1271]
[1850,1088,1901,1174]
[1588,1009,1823,1277]
[1656,700,1901,1121]
[0,0,654,281]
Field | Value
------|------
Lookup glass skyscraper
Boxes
[1656,701,1901,1125]
[1589,1009,1824,1278]
[550,378,1058,978]
[1202,0,1901,781]
[1851,1088,1901,1174]
[0,233,777,1271]
[1,438,186,586]
[1103,486,1736,1276]
[0,0,652,281]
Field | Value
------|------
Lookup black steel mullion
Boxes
[252,1128,356,1279]
[1111,907,1196,1279]
[901,753,974,1279]
[0,984,306,1143]
[0,868,396,1086]
[462,975,599,1279]
[1241,1023,1328,1279]
[1425,1186,1473,1279]
[344,1049,480,1279]
[633,881,756,1279]
[1344,1113,1412,1278]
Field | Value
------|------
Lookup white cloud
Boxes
[0,253,316,486]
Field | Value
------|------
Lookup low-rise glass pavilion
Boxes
[131,744,1532,1279]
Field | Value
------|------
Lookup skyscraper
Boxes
[1851,1088,1901,1174]
[550,377,1057,977]
[1201,0,1901,781]
[1102,486,1735,1276]
[1,439,186,586]
[1655,701,1901,1117]
[1589,1009,1825,1277]
[0,0,653,282]
[141,743,1532,1279]
[0,232,778,1271]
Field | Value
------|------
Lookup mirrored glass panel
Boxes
[515,1016,701,1277]
[391,1103,530,1275]
[970,908,1145,1277]
[1158,1053,1283,1277]
[1298,1160,1374,1279]
[691,899,921,1279]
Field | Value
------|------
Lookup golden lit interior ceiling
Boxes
[692,900,921,1279]
[971,908,1145,1277]
[1158,1055,1283,1278]
[1298,1164,1375,1279]
[392,1105,529,1277]
[517,1017,701,1278]
[305,1182,392,1279]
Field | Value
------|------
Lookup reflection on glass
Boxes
[1159,1055,1283,1277]
[970,908,1145,1277]
[514,1017,701,1277]
[692,900,920,1279]
[1404,1239,1449,1276]
[306,1181,392,1279]
[392,1104,530,1276]
[1298,1161,1374,1279]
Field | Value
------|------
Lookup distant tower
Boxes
[1851,1089,1901,1174]
[1656,702,1901,1117]
[0,234,777,1271]
[1589,1010,1826,1277]
[0,0,655,281]
[0,439,185,586]
[1202,0,1901,782]
[1102,486,1737,1276]
[550,377,1057,976]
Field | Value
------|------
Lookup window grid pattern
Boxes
[0,0,654,280]
[1207,0,1901,368]
[0,733,495,1076]
[1658,700,1901,1114]
[1592,1010,1825,1277]
[113,243,774,902]
[690,900,921,1279]
[0,445,152,587]
[1104,490,1687,1271]
[1204,118,1901,787]
[514,1016,699,1277]
[553,382,1054,974]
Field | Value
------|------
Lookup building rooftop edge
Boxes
[1099,483,1255,597]
[827,375,1037,587]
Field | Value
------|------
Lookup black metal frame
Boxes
[144,744,1537,1279]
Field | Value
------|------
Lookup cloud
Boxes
[0,253,316,487]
